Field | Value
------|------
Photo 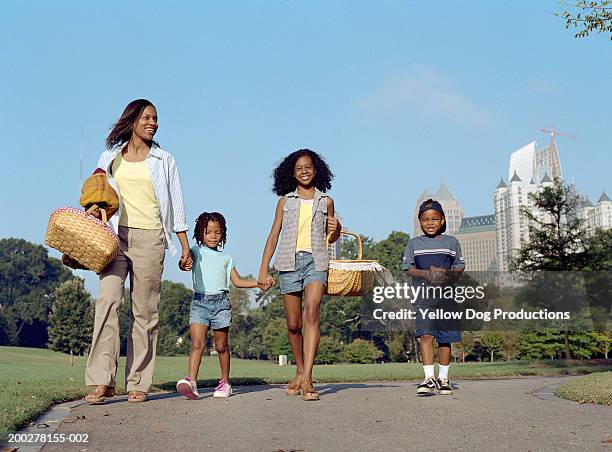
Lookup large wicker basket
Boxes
[45,205,120,273]
[326,231,386,296]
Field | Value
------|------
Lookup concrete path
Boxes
[13,377,612,451]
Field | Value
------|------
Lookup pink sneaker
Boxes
[176,376,199,400]
[213,380,233,398]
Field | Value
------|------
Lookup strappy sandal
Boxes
[128,390,147,403]
[285,374,303,396]
[300,378,320,401]
[85,385,115,405]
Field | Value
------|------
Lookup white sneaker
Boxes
[176,377,199,400]
[213,380,232,398]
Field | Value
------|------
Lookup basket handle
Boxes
[326,230,362,260]
[85,204,108,224]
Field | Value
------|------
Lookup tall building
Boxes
[495,141,558,272]
[455,215,497,272]
[413,179,464,237]
[508,140,562,184]
[577,191,612,231]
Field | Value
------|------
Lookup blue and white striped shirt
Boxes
[97,142,188,255]
[402,235,465,271]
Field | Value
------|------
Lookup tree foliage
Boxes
[47,279,94,362]
[556,1,612,39]
[0,238,73,347]
[344,339,383,363]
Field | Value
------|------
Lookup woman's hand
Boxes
[179,249,193,271]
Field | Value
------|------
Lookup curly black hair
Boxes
[193,212,227,249]
[272,149,334,196]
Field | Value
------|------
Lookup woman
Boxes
[85,99,192,404]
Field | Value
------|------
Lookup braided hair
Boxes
[193,212,227,249]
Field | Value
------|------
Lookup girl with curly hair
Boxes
[176,212,260,399]
[259,149,341,401]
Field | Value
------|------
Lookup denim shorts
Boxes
[189,292,232,329]
[414,299,461,343]
[279,252,328,295]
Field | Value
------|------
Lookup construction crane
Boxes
[540,127,576,148]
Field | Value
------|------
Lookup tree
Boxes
[47,279,94,366]
[480,331,504,362]
[262,317,292,360]
[501,331,520,361]
[0,309,17,345]
[580,228,612,332]
[388,333,408,362]
[344,339,383,363]
[316,336,345,364]
[555,1,612,39]
[157,280,193,355]
[0,238,73,347]
[512,180,588,359]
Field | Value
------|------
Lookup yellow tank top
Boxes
[112,154,162,229]
[295,199,313,252]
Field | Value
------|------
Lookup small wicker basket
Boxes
[326,231,384,297]
[45,205,120,273]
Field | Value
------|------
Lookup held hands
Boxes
[257,272,275,292]
[179,249,193,272]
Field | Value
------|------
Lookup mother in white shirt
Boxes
[84,99,192,404]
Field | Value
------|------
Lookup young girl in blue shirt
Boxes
[176,212,263,399]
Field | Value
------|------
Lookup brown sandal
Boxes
[285,374,303,396]
[128,390,147,403]
[300,378,320,401]
[85,385,115,405]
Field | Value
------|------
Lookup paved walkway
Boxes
[10,377,612,451]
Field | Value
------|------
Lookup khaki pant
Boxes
[85,226,165,392]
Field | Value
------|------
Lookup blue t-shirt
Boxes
[402,235,465,271]
[191,245,235,295]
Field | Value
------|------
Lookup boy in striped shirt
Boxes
[402,199,465,395]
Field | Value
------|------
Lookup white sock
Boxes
[423,365,435,379]
[438,364,450,380]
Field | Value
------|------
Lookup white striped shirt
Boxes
[97,142,188,255]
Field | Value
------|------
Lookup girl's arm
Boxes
[326,197,341,244]
[258,198,284,288]
[230,268,258,289]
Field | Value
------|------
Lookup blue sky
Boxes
[1,1,610,295]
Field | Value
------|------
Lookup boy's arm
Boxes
[230,268,258,289]
[451,238,466,274]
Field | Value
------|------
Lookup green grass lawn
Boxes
[1,346,611,440]
[554,372,612,406]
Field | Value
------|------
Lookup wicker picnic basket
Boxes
[326,231,387,296]
[44,205,120,273]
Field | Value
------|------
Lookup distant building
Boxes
[455,215,497,272]
[577,191,612,231]
[495,141,559,272]
[413,179,464,237]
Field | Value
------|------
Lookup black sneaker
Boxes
[416,376,437,395]
[436,377,453,395]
